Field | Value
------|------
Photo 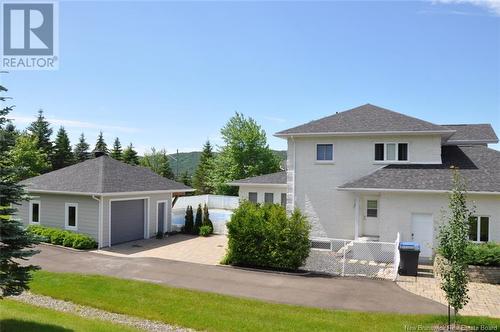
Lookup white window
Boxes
[29,200,41,224]
[264,193,274,204]
[469,216,489,243]
[281,193,287,208]
[316,144,334,161]
[65,203,78,230]
[374,143,408,162]
[248,192,258,203]
[366,200,378,218]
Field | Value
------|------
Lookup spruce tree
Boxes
[93,131,109,156]
[122,143,139,165]
[192,140,215,194]
[110,137,123,160]
[52,127,74,170]
[74,133,90,162]
[194,204,203,235]
[179,171,192,186]
[1,82,40,297]
[27,109,53,165]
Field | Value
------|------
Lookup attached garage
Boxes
[110,199,146,245]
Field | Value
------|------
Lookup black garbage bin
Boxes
[398,242,420,276]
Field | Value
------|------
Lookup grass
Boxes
[28,271,500,332]
[0,299,140,332]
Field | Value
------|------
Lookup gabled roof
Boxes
[229,171,287,186]
[275,104,454,137]
[20,156,193,195]
[339,145,500,193]
[442,124,498,145]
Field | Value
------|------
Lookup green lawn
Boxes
[0,299,140,332]
[29,271,499,332]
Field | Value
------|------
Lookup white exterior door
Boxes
[411,213,433,257]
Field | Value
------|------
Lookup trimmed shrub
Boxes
[224,201,310,271]
[465,242,500,267]
[26,225,97,250]
[202,203,213,233]
[183,206,194,234]
[199,225,212,237]
[194,204,203,235]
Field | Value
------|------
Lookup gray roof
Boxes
[275,104,453,136]
[443,124,498,144]
[229,171,287,185]
[20,156,192,194]
[339,145,500,193]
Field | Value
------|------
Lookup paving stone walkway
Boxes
[397,275,500,318]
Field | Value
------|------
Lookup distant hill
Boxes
[168,150,287,177]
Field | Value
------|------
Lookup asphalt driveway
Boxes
[27,244,447,315]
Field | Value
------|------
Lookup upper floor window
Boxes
[469,216,489,243]
[316,144,333,161]
[29,200,41,224]
[374,143,408,161]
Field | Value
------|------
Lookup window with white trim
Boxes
[316,144,334,161]
[29,200,40,223]
[374,143,408,161]
[248,192,258,203]
[468,216,489,243]
[65,203,78,230]
[281,193,287,208]
[366,200,378,218]
[264,193,274,204]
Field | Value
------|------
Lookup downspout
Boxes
[92,195,103,249]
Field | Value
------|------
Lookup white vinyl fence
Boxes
[172,195,239,235]
[303,233,400,280]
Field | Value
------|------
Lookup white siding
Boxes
[16,193,99,239]
[238,186,287,205]
[290,135,443,238]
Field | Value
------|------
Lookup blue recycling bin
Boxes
[398,242,420,276]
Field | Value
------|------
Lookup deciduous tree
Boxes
[8,134,50,181]
[140,148,174,179]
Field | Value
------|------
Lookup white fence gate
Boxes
[303,233,400,280]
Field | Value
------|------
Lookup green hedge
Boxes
[27,225,97,250]
[223,201,310,271]
[465,242,500,267]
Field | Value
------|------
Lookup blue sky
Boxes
[2,0,499,153]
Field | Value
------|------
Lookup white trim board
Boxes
[26,189,194,196]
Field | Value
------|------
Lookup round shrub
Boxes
[199,225,212,237]
[72,234,97,249]
[224,201,310,271]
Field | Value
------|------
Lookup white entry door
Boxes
[411,213,434,258]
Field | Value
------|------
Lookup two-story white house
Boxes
[231,104,500,258]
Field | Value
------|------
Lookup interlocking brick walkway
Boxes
[397,274,500,318]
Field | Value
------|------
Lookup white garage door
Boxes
[411,213,433,258]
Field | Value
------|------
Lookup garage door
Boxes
[111,199,145,245]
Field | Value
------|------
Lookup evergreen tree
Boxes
[52,127,74,170]
[27,109,53,162]
[74,133,90,162]
[192,140,214,194]
[194,204,203,235]
[0,82,40,297]
[208,113,281,195]
[202,203,213,232]
[122,143,139,165]
[93,131,108,156]
[183,206,194,234]
[140,148,174,179]
[0,122,18,152]
[8,134,50,181]
[178,171,192,186]
[110,137,123,160]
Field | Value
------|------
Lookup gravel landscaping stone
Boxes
[11,292,194,332]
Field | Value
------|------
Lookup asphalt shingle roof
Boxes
[275,104,453,136]
[443,124,499,144]
[20,156,192,194]
[229,171,287,185]
[339,145,500,193]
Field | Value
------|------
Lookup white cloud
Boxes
[433,0,500,16]
[11,115,140,133]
